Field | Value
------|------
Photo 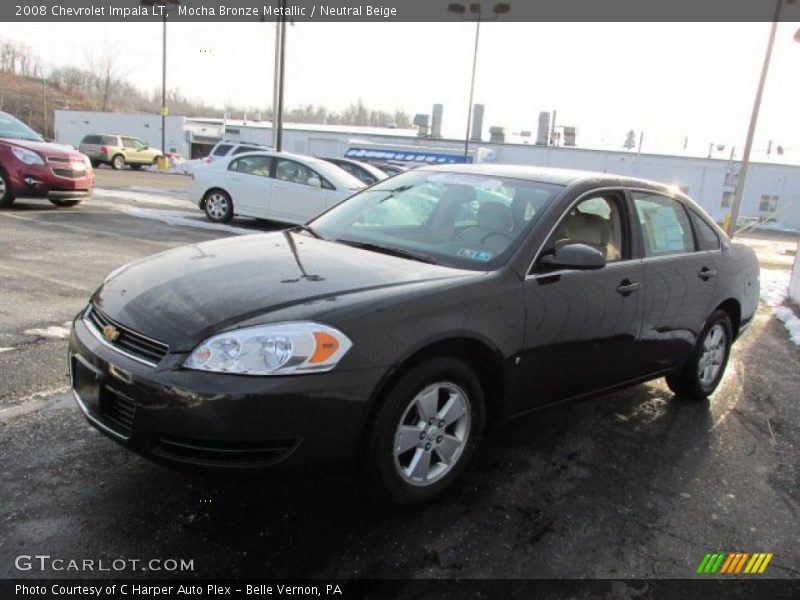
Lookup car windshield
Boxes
[0,113,43,142]
[311,170,563,270]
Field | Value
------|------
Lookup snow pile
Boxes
[760,268,800,346]
[93,187,190,209]
[774,306,800,346]
[117,206,254,235]
[759,268,790,307]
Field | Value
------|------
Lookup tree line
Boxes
[0,37,412,138]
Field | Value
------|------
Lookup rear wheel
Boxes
[203,190,234,223]
[363,357,485,505]
[111,154,126,170]
[49,198,84,207]
[0,169,14,208]
[666,310,732,400]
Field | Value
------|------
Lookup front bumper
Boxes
[8,162,93,198]
[69,315,386,472]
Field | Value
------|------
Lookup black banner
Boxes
[2,0,800,23]
[2,579,800,600]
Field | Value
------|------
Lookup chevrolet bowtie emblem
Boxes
[102,325,120,342]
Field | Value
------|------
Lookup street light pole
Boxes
[161,13,167,157]
[448,3,510,164]
[463,16,481,162]
[726,0,788,237]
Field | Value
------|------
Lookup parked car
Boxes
[189,150,365,224]
[69,165,758,504]
[204,140,271,165]
[370,162,408,177]
[78,134,163,170]
[0,111,93,208]
[319,157,388,185]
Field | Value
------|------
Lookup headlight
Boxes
[183,322,353,376]
[11,146,44,165]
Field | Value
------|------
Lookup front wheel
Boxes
[49,198,84,207]
[666,310,733,400]
[363,357,485,505]
[203,190,234,223]
[0,169,14,208]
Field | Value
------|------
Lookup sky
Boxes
[4,21,800,162]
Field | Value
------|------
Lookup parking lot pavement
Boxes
[1,184,799,580]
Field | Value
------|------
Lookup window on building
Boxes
[759,194,778,214]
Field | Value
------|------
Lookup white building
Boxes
[54,110,800,231]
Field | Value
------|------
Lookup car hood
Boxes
[0,137,85,159]
[93,231,472,351]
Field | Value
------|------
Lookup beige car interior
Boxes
[554,197,622,261]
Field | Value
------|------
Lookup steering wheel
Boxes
[481,231,513,244]
[453,225,482,241]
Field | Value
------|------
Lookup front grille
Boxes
[47,156,71,164]
[101,388,136,437]
[53,168,86,179]
[86,305,169,366]
[154,435,298,466]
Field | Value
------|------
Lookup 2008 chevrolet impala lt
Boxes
[69,165,759,504]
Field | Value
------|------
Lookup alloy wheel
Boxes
[393,382,471,487]
[698,324,726,386]
[0,172,6,197]
[206,193,230,220]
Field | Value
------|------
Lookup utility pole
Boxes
[272,0,287,152]
[726,0,785,237]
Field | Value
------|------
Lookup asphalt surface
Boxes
[1,171,799,581]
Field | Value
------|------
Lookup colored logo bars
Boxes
[696,552,773,575]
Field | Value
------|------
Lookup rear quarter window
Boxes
[213,144,233,156]
[690,211,721,250]
[81,135,101,144]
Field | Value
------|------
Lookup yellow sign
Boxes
[160,106,169,116]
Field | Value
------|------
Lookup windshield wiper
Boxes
[293,224,326,240]
[335,239,438,265]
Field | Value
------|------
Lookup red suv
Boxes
[0,111,94,208]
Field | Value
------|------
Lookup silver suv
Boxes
[79,134,163,170]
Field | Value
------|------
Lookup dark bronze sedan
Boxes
[69,165,759,504]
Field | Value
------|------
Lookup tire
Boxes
[362,357,485,506]
[130,164,142,171]
[666,310,733,400]
[111,154,126,170]
[0,168,14,208]
[49,198,84,207]
[203,189,234,223]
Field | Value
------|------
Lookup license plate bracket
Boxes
[71,354,105,414]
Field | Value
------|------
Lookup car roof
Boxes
[421,163,669,190]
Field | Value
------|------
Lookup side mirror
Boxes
[307,176,322,188]
[540,243,606,270]
[143,144,149,150]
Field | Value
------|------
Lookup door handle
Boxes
[616,279,641,296]
[698,267,717,281]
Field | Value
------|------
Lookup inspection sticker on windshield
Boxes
[427,173,504,189]
[458,248,494,262]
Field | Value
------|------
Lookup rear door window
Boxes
[631,192,695,257]
[122,137,137,149]
[229,155,273,176]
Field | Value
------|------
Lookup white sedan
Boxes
[189,150,365,224]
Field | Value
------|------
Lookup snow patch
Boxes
[0,347,14,353]
[759,268,790,307]
[93,187,191,209]
[117,206,254,235]
[760,268,800,346]
[24,325,70,339]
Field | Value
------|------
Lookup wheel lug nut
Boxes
[436,436,443,443]
[420,432,426,439]
[425,443,431,450]
[429,418,435,425]
[438,420,445,427]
